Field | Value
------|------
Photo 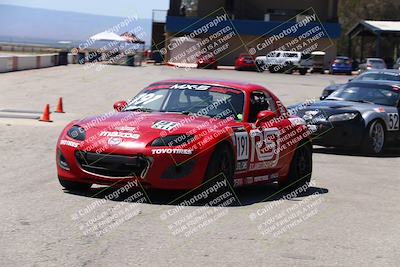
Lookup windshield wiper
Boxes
[124,107,154,112]
[168,110,211,117]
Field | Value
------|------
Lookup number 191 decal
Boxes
[235,132,249,161]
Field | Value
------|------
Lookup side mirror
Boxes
[113,100,127,112]
[255,110,276,126]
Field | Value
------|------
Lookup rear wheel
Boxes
[284,62,293,74]
[59,177,92,191]
[362,120,385,155]
[279,141,312,192]
[269,66,276,73]
[256,62,265,72]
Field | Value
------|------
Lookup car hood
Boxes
[75,112,231,151]
[290,100,386,121]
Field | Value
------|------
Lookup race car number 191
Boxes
[235,132,249,161]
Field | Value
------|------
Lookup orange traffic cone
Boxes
[55,97,64,113]
[39,104,52,122]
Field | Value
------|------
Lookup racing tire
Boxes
[299,68,307,75]
[268,66,276,73]
[203,143,234,188]
[279,140,312,192]
[362,120,386,155]
[284,63,294,74]
[256,62,265,72]
[59,177,92,191]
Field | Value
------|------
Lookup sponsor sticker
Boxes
[236,160,248,171]
[244,177,254,185]
[233,178,243,187]
[152,121,179,131]
[60,139,79,148]
[254,175,270,182]
[151,148,193,155]
[99,131,140,139]
[170,84,211,90]
[108,137,122,146]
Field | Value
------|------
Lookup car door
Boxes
[244,90,290,178]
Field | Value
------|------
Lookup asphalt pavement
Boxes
[0,64,399,266]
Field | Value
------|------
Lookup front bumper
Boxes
[236,63,256,70]
[310,119,365,148]
[57,144,211,190]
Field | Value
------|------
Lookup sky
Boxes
[0,0,169,18]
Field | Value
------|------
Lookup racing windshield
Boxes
[326,83,400,106]
[124,83,245,121]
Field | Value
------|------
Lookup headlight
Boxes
[320,90,329,100]
[151,135,194,147]
[67,125,86,141]
[328,113,358,122]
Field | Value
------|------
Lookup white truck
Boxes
[255,51,312,75]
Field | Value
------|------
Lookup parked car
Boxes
[330,56,352,75]
[320,70,400,99]
[255,51,310,75]
[310,51,326,74]
[235,54,257,71]
[196,54,218,69]
[358,58,387,72]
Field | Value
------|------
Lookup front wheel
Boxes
[59,177,92,191]
[279,141,312,192]
[362,120,385,155]
[204,143,234,187]
[299,68,307,75]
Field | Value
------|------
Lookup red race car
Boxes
[196,54,218,69]
[56,79,312,191]
[235,54,257,71]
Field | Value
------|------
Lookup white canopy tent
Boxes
[86,31,145,66]
[89,31,126,42]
